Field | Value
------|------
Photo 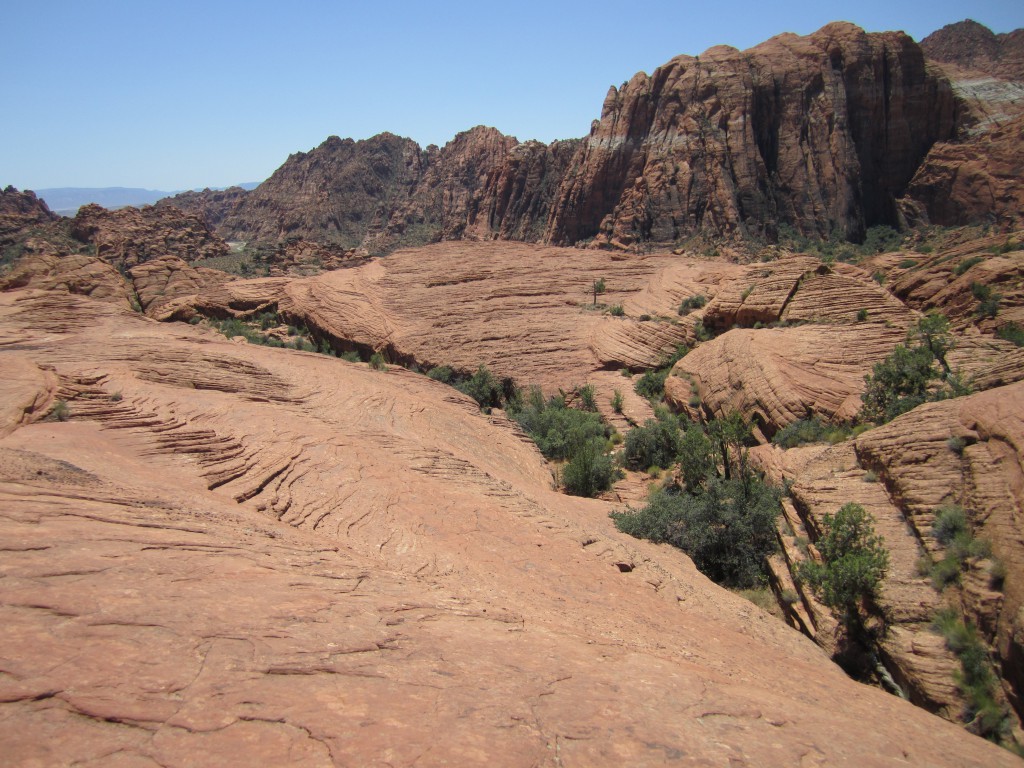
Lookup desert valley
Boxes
[2,18,1024,766]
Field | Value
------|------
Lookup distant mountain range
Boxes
[36,184,261,216]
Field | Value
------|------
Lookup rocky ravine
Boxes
[2,256,1019,765]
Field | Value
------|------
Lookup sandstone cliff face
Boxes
[70,203,229,267]
[545,23,957,248]
[160,24,970,255]
[921,20,1024,82]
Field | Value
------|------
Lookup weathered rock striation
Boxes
[1,273,1017,766]
[0,186,58,249]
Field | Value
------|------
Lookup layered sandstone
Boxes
[0,278,1015,766]
[0,186,58,248]
[921,20,1024,82]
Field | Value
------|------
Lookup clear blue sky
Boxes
[3,0,1021,191]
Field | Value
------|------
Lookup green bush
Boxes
[861,313,969,424]
[623,413,683,471]
[857,308,869,322]
[996,322,1024,347]
[798,503,888,620]
[509,387,608,462]
[933,505,968,545]
[971,282,1001,318]
[608,304,625,316]
[932,609,1009,741]
[772,417,852,448]
[678,294,707,315]
[611,389,624,413]
[612,474,779,588]
[427,365,455,384]
[51,399,70,422]
[635,368,670,400]
[578,384,597,412]
[562,440,617,497]
[953,256,984,276]
[369,352,387,370]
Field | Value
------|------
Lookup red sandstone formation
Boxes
[1,271,1016,765]
[70,202,229,267]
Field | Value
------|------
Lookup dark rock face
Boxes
[0,186,59,248]
[545,23,957,247]
[155,186,250,232]
[920,19,1024,81]
[70,203,229,267]
[900,112,1024,230]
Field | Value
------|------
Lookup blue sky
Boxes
[3,0,1021,191]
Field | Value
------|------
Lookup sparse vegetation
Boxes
[608,303,625,316]
[857,308,869,321]
[932,609,1010,741]
[953,256,984,276]
[970,281,1001,319]
[592,277,606,306]
[860,312,970,424]
[927,505,994,589]
[678,294,707,315]
[772,417,853,448]
[51,399,70,422]
[633,345,688,402]
[996,322,1024,347]
[369,352,387,370]
[797,503,888,625]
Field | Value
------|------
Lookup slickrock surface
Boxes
[185,242,741,425]
[70,202,229,267]
[854,382,1024,708]
[128,256,234,320]
[1,284,1015,766]
[0,252,132,309]
[877,233,1024,333]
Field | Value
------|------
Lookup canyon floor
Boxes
[2,240,1021,766]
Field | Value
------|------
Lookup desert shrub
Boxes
[797,503,888,620]
[678,294,707,315]
[871,272,886,286]
[678,425,716,491]
[971,282,1001,318]
[562,440,617,497]
[857,308,869,321]
[694,320,712,342]
[772,417,852,448]
[51,399,70,422]
[635,368,670,400]
[932,609,1010,741]
[947,435,966,455]
[996,322,1024,347]
[861,313,969,424]
[623,413,683,471]
[426,365,455,383]
[953,256,984,276]
[611,474,779,588]
[933,505,968,545]
[862,225,902,254]
[608,304,625,316]
[898,258,918,269]
[369,352,387,370]
[611,389,624,413]
[578,384,597,412]
[340,351,361,363]
[509,387,608,462]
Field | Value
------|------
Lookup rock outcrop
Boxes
[163,23,971,254]
[1,274,1016,766]
[921,20,1024,82]
[71,203,229,267]
[0,186,58,247]
[155,185,250,232]
[899,113,1024,230]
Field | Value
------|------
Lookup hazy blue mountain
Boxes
[36,183,261,216]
